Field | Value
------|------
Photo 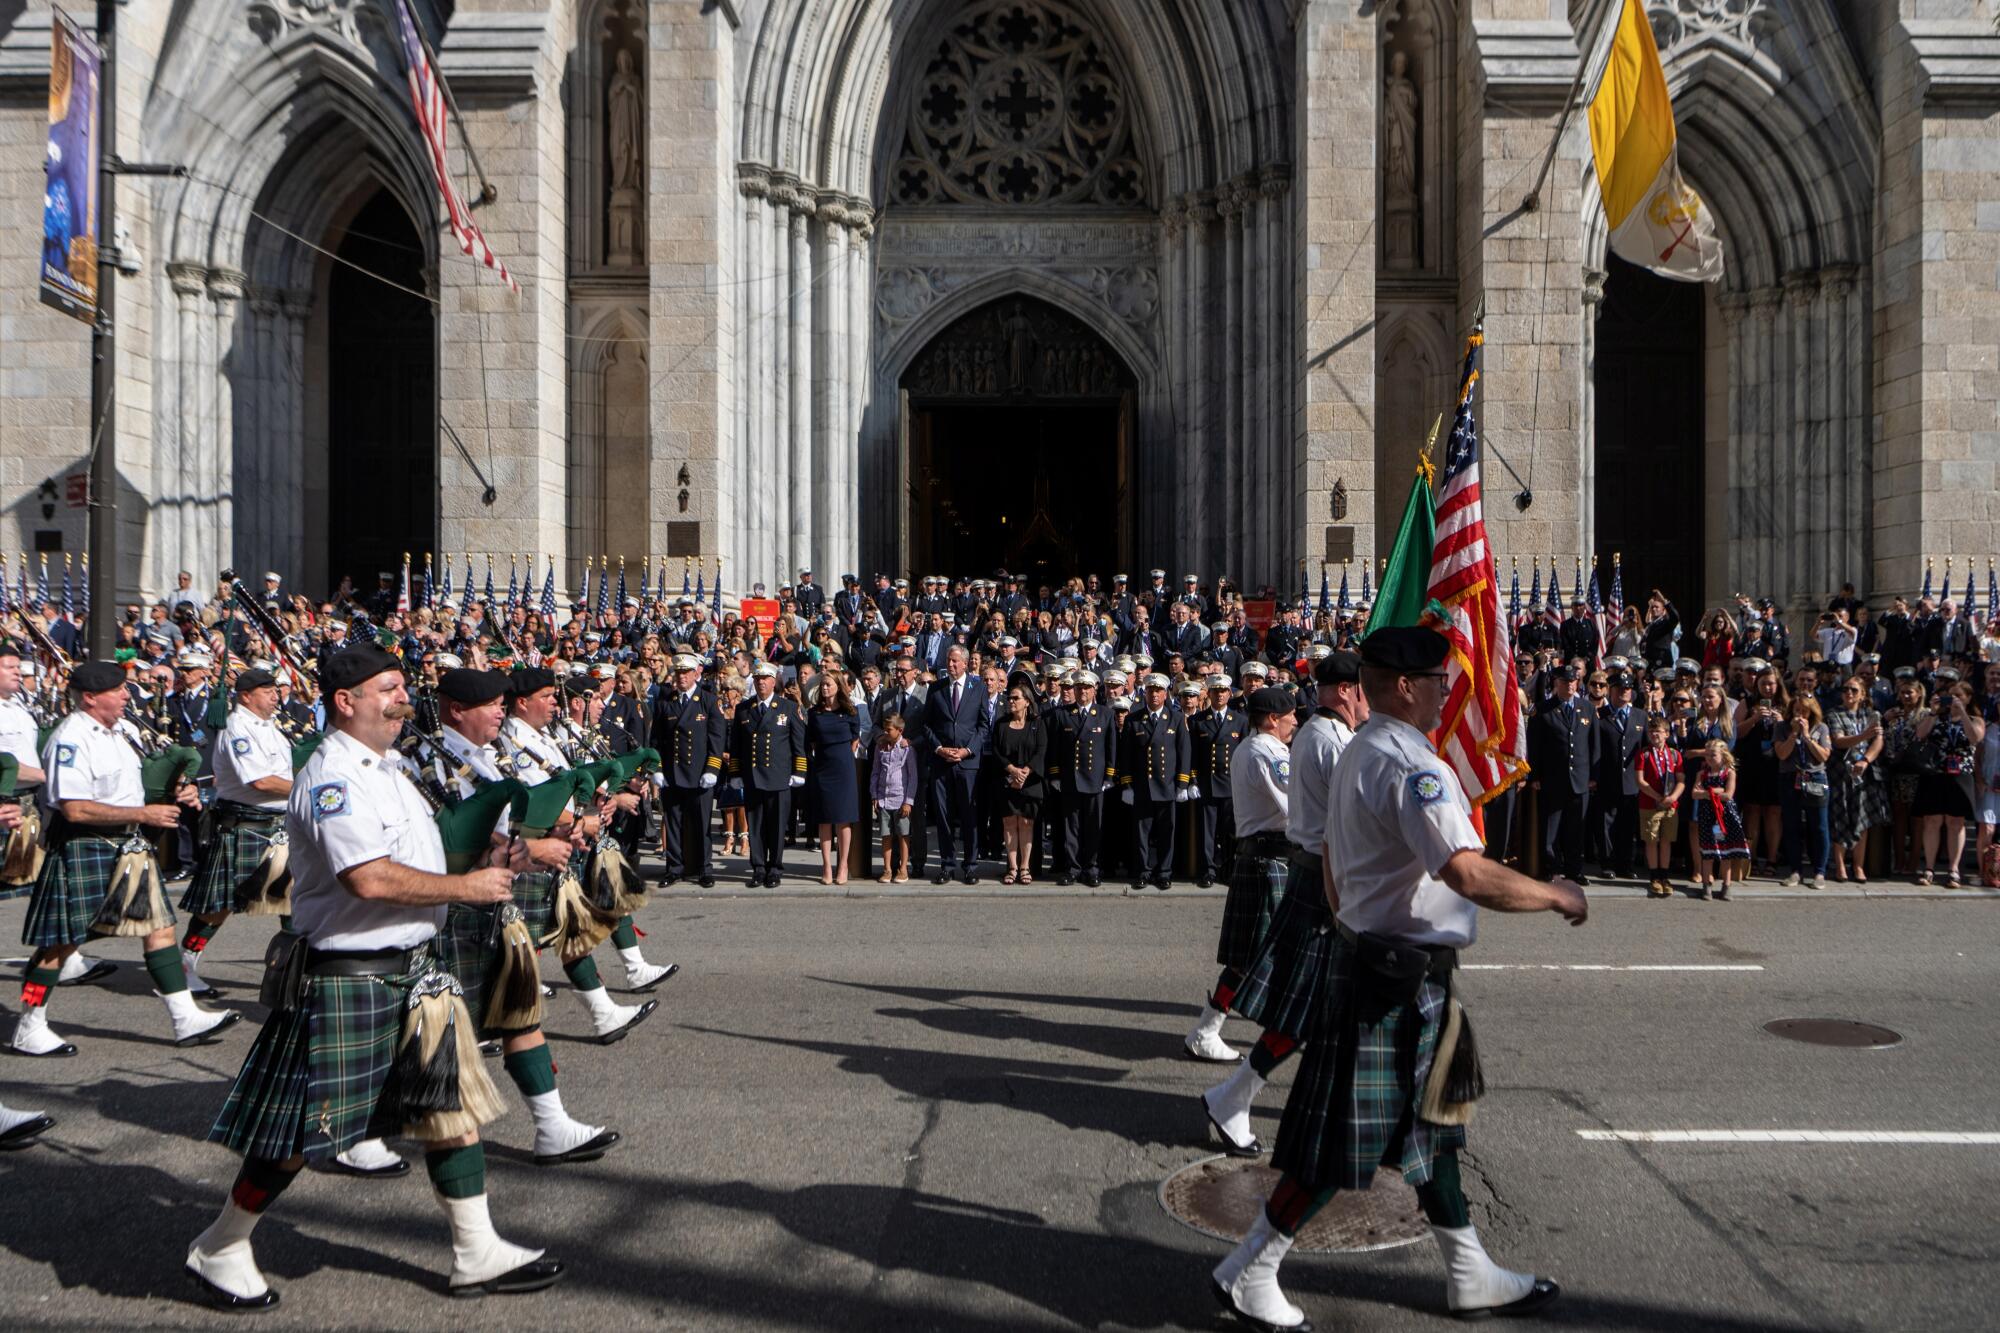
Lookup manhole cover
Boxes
[1159,1155,1429,1253]
[1764,1018,1902,1048]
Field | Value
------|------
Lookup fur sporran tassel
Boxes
[399,973,506,1142]
[540,870,619,966]
[232,830,293,916]
[1419,998,1485,1127]
[590,842,648,915]
[1,806,43,885]
[91,837,172,937]
[482,903,545,1033]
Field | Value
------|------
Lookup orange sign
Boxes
[740,597,781,636]
[1243,599,1278,632]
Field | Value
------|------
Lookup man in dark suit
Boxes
[652,654,726,886]
[1594,672,1644,878]
[915,613,952,676]
[918,645,988,884]
[1529,663,1599,882]
[1163,601,1207,664]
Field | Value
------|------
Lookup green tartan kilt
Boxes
[435,869,552,1037]
[1214,849,1290,972]
[1269,932,1466,1191]
[180,816,282,917]
[22,835,170,949]
[1230,855,1336,1039]
[209,942,439,1163]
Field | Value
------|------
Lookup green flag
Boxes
[1368,468,1437,635]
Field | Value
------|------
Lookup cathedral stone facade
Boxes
[2,1,1999,615]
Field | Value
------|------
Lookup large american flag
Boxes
[1426,331,1528,807]
[392,0,518,293]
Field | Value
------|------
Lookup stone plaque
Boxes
[666,522,702,558]
[1323,526,1355,563]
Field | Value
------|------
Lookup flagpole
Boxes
[1522,0,1618,212]
[405,1,497,205]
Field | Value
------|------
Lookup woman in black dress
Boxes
[991,684,1046,884]
[805,667,862,885]
[1732,667,1789,873]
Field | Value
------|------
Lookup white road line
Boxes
[1460,964,1765,971]
[1578,1130,2000,1145]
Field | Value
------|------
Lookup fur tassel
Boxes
[233,834,293,916]
[591,843,648,915]
[91,844,171,937]
[1,810,43,886]
[482,909,546,1034]
[540,871,619,966]
[401,985,506,1143]
[1419,998,1483,1127]
[1443,1006,1485,1105]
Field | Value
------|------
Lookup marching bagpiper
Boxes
[9,661,239,1056]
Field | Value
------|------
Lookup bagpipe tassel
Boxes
[1419,998,1486,1127]
[482,903,546,1034]
[232,830,293,917]
[92,837,172,937]
[1,806,44,886]
[540,869,619,966]
[589,841,648,916]
[398,973,506,1143]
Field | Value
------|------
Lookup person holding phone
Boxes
[1912,678,1985,886]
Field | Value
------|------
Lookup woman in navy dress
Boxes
[806,667,863,884]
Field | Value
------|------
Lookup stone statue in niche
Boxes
[607,46,643,265]
[1383,49,1419,269]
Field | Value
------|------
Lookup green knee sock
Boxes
[502,1044,557,1097]
[564,956,603,991]
[144,945,190,995]
[611,917,638,950]
[424,1143,486,1199]
[1415,1153,1472,1228]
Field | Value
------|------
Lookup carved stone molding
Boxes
[875,259,1159,334]
[736,162,772,200]
[167,261,209,298]
[1256,164,1293,201]
[1646,0,1770,66]
[900,296,1136,399]
[246,0,378,47]
[206,267,247,302]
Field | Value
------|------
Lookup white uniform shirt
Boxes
[1324,715,1484,948]
[1288,713,1355,853]
[42,711,144,812]
[499,715,571,787]
[215,706,291,808]
[289,728,445,951]
[1230,730,1291,835]
[0,694,41,785]
[437,727,514,838]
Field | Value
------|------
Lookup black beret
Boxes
[322,645,401,694]
[1246,686,1294,717]
[438,668,509,706]
[70,660,125,694]
[1313,649,1362,687]
[509,666,555,697]
[233,668,277,693]
[1359,626,1450,674]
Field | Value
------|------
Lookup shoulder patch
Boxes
[310,781,349,821]
[1409,772,1446,806]
[1274,756,1292,784]
[55,742,78,768]
[230,736,253,756]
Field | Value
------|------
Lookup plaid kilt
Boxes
[435,869,551,1037]
[1270,932,1466,1191]
[209,943,439,1162]
[1230,853,1335,1039]
[179,811,283,917]
[22,835,169,948]
[1214,847,1291,972]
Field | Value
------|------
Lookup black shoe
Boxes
[1055,876,1074,886]
[173,1010,243,1047]
[766,867,784,886]
[961,873,978,886]
[749,871,765,887]
[1212,1276,1310,1332]
[450,1257,568,1298]
[657,873,680,888]
[696,875,715,888]
[1202,1097,1263,1159]
[478,1039,503,1058]
[627,961,679,994]
[534,1128,621,1166]
[932,873,950,886]
[1153,878,1171,891]
[1195,878,1213,889]
[57,960,118,987]
[1452,1277,1560,1320]
[1081,874,1100,888]
[594,999,658,1045]
[1574,874,1591,886]
[0,1113,54,1148]
[186,1264,281,1312]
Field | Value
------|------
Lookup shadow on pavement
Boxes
[808,974,1195,1018]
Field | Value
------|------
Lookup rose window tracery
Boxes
[891,0,1149,208]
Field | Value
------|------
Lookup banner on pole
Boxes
[739,597,781,636]
[40,8,101,326]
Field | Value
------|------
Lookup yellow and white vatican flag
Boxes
[1586,0,1723,282]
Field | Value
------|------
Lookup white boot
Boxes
[56,951,109,983]
[434,1191,545,1291]
[1184,1003,1236,1062]
[10,1006,75,1057]
[1433,1224,1547,1315]
[1203,1057,1267,1153]
[573,985,655,1043]
[619,945,677,992]
[159,988,241,1045]
[525,1088,613,1163]
[181,948,214,995]
[186,1200,276,1308]
[0,1099,54,1144]
[1211,1208,1308,1329]
[334,1137,407,1175]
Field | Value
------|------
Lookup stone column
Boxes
[1716,293,1748,601]
[816,200,848,579]
[736,165,769,584]
[1258,166,1292,587]
[167,262,207,581]
[1218,184,1243,573]
[1185,191,1215,574]
[1580,268,1606,550]
[767,172,796,580]
[1294,0,1377,578]
[207,268,244,574]
[787,186,814,574]
[280,294,310,586]
[847,213,872,576]
[1747,289,1780,598]
[1161,201,1188,549]
[1823,264,1863,578]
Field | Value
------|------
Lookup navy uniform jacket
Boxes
[1047,701,1116,795]
[1558,616,1601,663]
[651,688,727,787]
[729,696,808,791]
[919,674,990,773]
[1163,622,1207,662]
[915,629,952,675]
[600,693,645,755]
[1264,623,1304,666]
[1119,706,1192,802]
[1119,626,1163,662]
[1189,706,1247,793]
[1516,619,1560,655]
[915,594,950,617]
[833,589,860,624]
[1595,703,1644,797]
[1529,694,1600,796]
[795,583,825,617]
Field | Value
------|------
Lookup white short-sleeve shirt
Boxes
[42,711,144,811]
[288,728,446,951]
[499,716,571,788]
[1230,730,1291,835]
[1288,713,1354,854]
[1324,715,1484,947]
[215,706,291,808]
[0,694,42,779]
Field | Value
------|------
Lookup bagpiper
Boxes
[10,661,238,1056]
[189,645,562,1308]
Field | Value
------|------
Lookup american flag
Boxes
[540,562,556,622]
[391,0,517,294]
[1585,560,1607,665]
[397,553,411,615]
[1424,330,1527,808]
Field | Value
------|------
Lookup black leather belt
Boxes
[1239,830,1292,855]
[216,798,283,823]
[306,946,419,978]
[1336,921,1458,981]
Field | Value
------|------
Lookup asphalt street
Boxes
[0,871,1994,1331]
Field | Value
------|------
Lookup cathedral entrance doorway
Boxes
[899,296,1134,585]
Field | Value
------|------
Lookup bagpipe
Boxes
[0,753,38,888]
[226,731,325,919]
[228,578,317,689]
[88,738,202,939]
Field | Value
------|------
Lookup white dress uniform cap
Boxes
[1207,675,1233,691]
[1075,670,1100,686]
[1143,672,1171,690]
[670,653,700,671]
[1241,661,1270,677]
[751,662,779,679]
[1104,669,1128,686]
[435,652,464,669]
[1177,681,1202,697]
[178,650,213,669]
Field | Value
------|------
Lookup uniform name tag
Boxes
[311,781,349,820]
[1409,772,1446,806]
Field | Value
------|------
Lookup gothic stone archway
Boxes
[900,295,1135,583]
